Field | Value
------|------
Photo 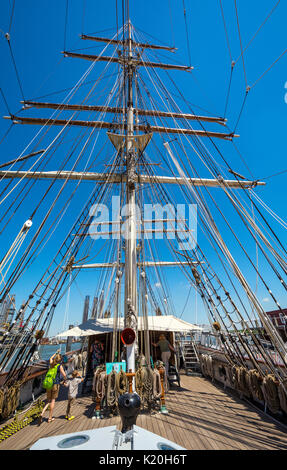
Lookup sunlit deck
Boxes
[1,374,287,450]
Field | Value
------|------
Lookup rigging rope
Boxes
[234,0,248,89]
[219,0,233,63]
[64,0,69,51]
[8,0,16,35]
[234,0,281,66]
[6,38,25,101]
[250,48,287,90]
[182,0,192,68]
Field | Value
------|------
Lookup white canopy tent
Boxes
[57,315,201,337]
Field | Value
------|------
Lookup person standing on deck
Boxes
[152,334,175,383]
[39,352,67,424]
[63,369,84,421]
[90,339,104,372]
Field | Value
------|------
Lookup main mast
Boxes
[124,19,138,373]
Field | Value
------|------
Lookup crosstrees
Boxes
[80,34,177,52]
[62,50,193,71]
[4,115,237,141]
[21,100,227,126]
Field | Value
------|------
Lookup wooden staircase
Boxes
[181,340,201,376]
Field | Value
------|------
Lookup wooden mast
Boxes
[124,18,138,374]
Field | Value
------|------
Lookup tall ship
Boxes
[0,0,286,451]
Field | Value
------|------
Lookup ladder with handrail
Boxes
[176,331,201,376]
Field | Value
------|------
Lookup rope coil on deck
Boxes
[153,368,162,399]
[0,382,22,420]
[106,369,117,408]
[262,374,280,414]
[278,379,287,414]
[232,366,250,397]
[225,365,235,387]
[92,366,106,400]
[135,367,144,399]
[143,367,154,406]
[135,366,154,407]
[199,354,215,380]
[247,369,264,401]
[0,389,4,416]
[115,369,128,395]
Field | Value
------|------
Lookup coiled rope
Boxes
[135,367,144,400]
[142,367,154,407]
[116,369,128,395]
[0,388,4,416]
[153,368,162,400]
[0,382,22,420]
[106,369,117,408]
[247,369,264,401]
[278,379,287,414]
[232,366,250,397]
[97,371,107,400]
[200,354,215,380]
[262,374,280,414]
[92,366,106,400]
[225,365,235,387]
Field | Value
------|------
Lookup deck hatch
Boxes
[57,435,90,449]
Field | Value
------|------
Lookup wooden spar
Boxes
[80,34,177,52]
[21,101,227,126]
[0,169,265,188]
[69,261,199,269]
[5,116,236,140]
[62,51,193,71]
[0,149,46,169]
[79,228,195,236]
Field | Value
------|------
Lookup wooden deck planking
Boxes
[204,383,285,449]
[189,380,247,450]
[0,375,287,450]
[171,378,231,450]
[186,379,267,450]
[188,378,287,450]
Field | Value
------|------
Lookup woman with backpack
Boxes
[39,352,67,424]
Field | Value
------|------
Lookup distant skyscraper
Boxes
[82,295,90,323]
[0,295,15,328]
[91,296,98,319]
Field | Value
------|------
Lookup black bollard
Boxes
[118,392,141,433]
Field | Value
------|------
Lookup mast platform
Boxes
[1,374,287,450]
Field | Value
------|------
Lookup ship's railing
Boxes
[198,331,286,367]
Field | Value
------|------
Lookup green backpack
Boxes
[42,364,60,390]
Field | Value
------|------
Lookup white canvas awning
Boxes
[57,315,201,337]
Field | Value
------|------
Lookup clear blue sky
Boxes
[0,0,286,336]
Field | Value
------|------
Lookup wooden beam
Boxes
[0,169,265,188]
[70,261,198,269]
[5,115,236,140]
[80,34,177,52]
[0,149,45,169]
[80,228,195,236]
[22,101,226,126]
[62,51,193,71]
